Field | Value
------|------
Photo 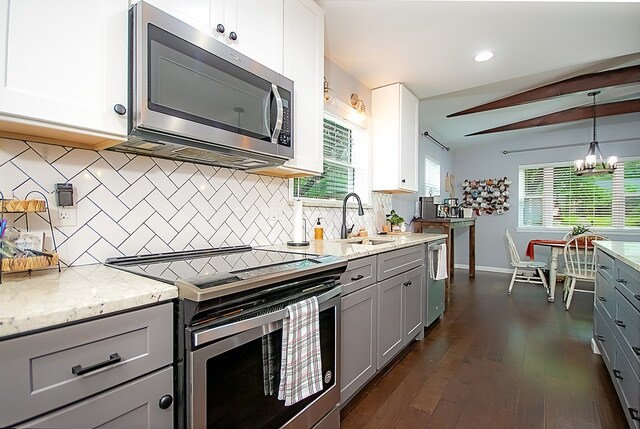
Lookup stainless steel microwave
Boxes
[110,1,294,170]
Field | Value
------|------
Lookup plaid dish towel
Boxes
[278,297,323,406]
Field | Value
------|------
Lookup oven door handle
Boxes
[191,285,341,347]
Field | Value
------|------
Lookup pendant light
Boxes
[574,91,617,176]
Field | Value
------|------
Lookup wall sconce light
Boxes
[323,77,335,105]
[350,93,366,115]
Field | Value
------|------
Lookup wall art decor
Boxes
[460,177,511,216]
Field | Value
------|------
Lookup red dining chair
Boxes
[505,229,550,297]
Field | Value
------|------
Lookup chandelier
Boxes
[574,91,617,176]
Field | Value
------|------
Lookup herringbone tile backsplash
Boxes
[0,139,391,266]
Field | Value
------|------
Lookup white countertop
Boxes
[594,240,640,272]
[261,232,448,260]
[0,264,177,338]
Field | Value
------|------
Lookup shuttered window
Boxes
[424,157,440,196]
[518,159,640,229]
[293,114,369,203]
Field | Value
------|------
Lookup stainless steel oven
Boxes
[106,246,346,429]
[187,285,340,429]
[112,1,294,170]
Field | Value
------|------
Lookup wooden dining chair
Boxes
[505,229,550,297]
[562,233,607,310]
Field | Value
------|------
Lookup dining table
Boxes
[526,239,567,302]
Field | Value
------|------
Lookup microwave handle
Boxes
[270,84,283,144]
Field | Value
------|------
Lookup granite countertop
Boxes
[594,240,640,272]
[0,264,177,338]
[261,232,448,260]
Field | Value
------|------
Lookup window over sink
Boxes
[518,159,640,231]
[292,112,370,205]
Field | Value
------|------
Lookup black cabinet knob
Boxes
[159,394,173,410]
[597,264,607,269]
[216,23,225,34]
[598,296,606,302]
[113,104,126,115]
[616,278,627,284]
[229,31,238,41]
[630,408,640,421]
[635,294,640,301]
[632,346,640,356]
[401,179,406,183]
[596,335,605,342]
[614,320,626,328]
[613,369,623,380]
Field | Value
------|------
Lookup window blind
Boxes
[424,157,440,196]
[293,115,369,203]
[518,160,640,229]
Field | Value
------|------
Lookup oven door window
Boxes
[147,24,272,142]
[194,308,336,429]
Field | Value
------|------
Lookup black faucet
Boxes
[341,192,365,239]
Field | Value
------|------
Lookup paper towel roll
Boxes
[293,199,303,242]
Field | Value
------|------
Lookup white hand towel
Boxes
[435,243,448,280]
[278,297,323,406]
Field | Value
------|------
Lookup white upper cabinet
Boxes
[146,0,283,73]
[251,0,324,178]
[0,0,128,149]
[371,83,419,193]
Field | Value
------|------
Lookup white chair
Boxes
[505,229,550,297]
[562,233,607,310]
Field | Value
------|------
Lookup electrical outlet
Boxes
[53,206,77,227]
[58,208,70,220]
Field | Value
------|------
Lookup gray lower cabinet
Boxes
[377,265,424,369]
[340,283,378,404]
[18,366,173,429]
[0,303,174,428]
[595,247,640,429]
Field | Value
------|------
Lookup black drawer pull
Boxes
[616,278,627,285]
[613,369,623,380]
[351,274,365,281]
[633,346,640,356]
[635,294,640,301]
[598,296,606,302]
[407,280,412,286]
[403,281,409,286]
[598,264,608,270]
[72,353,121,376]
[596,335,605,342]
[614,320,626,328]
[630,408,640,421]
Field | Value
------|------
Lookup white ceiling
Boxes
[318,0,640,149]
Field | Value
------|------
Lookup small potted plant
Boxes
[570,224,591,237]
[386,210,405,232]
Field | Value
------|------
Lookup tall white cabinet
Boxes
[0,0,128,149]
[371,83,419,193]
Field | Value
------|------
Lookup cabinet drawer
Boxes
[0,303,173,427]
[615,259,640,312]
[18,366,173,429]
[613,289,640,379]
[594,304,614,369]
[612,335,640,429]
[377,245,424,282]
[595,272,615,321]
[340,256,376,295]
[596,248,616,285]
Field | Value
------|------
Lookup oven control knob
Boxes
[158,394,173,410]
[324,371,332,384]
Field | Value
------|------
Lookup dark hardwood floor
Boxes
[340,270,628,429]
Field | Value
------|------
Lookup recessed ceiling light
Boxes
[473,50,494,62]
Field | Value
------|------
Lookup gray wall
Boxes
[324,57,371,109]
[452,114,640,271]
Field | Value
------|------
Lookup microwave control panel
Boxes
[279,98,291,147]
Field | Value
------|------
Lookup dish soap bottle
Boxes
[314,217,324,240]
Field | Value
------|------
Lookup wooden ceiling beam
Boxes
[448,65,640,118]
[465,99,640,136]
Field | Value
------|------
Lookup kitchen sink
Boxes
[346,238,395,246]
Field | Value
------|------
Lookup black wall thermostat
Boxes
[55,183,74,207]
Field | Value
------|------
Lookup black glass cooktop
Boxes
[105,246,323,285]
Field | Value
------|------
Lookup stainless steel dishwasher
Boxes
[426,240,446,327]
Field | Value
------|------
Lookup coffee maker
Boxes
[417,196,441,219]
